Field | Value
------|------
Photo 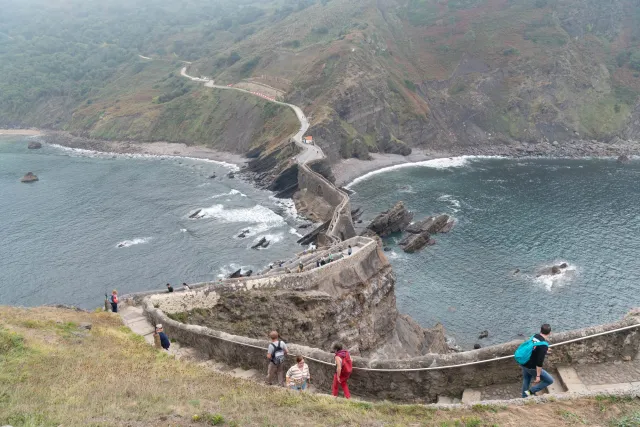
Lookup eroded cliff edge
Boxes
[146,237,448,359]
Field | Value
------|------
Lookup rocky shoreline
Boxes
[13,129,640,188]
[335,138,640,186]
[37,131,247,167]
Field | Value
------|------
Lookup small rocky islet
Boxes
[20,172,39,183]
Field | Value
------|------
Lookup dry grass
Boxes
[1,306,640,426]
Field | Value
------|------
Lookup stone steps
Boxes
[457,362,640,404]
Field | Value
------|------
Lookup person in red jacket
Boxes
[332,342,352,399]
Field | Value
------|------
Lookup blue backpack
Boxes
[514,335,549,365]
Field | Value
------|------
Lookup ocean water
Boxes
[349,157,640,348]
[0,137,303,308]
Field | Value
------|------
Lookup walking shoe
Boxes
[524,390,534,397]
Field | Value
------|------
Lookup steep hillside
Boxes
[189,0,640,160]
[2,0,640,163]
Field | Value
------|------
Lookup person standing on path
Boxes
[332,343,352,399]
[517,324,554,397]
[109,290,118,313]
[266,331,288,386]
[286,355,311,391]
[156,324,171,351]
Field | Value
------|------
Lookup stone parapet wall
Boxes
[296,159,356,242]
[123,236,378,311]
[141,299,640,402]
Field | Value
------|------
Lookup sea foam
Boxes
[116,237,151,248]
[48,144,240,170]
[211,189,247,199]
[198,204,285,227]
[345,155,503,188]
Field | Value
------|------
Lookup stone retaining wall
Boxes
[141,303,640,402]
[296,159,356,242]
[124,236,378,312]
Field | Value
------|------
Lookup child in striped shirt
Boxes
[286,355,310,391]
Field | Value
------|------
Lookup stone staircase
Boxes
[120,303,640,404]
[118,304,324,390]
[450,360,640,403]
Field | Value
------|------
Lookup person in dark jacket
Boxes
[156,324,170,350]
[109,290,119,313]
[166,283,174,293]
[521,323,554,397]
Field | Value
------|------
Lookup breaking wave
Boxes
[116,237,151,248]
[346,156,502,188]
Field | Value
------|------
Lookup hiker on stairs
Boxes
[515,323,554,397]
[266,330,288,386]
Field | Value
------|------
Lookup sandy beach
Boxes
[334,150,442,186]
[39,131,247,166]
[0,129,44,136]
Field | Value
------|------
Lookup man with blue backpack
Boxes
[514,323,554,398]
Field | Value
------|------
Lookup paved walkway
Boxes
[458,361,640,403]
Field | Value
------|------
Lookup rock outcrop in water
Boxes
[406,214,452,234]
[365,202,413,237]
[21,172,38,183]
[251,237,270,249]
[188,209,202,219]
[398,232,436,253]
[27,141,42,149]
[537,262,570,277]
[399,214,454,253]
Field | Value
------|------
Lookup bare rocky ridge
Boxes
[161,238,448,359]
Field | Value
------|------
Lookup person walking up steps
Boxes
[109,290,119,313]
[286,355,310,391]
[266,331,288,386]
[514,323,554,397]
[332,343,352,399]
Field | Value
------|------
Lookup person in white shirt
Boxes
[286,355,310,391]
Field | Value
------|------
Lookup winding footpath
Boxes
[179,67,321,164]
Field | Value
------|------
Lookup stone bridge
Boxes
[116,66,640,405]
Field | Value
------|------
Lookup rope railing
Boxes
[152,300,640,372]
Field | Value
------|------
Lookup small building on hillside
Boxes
[304,136,313,145]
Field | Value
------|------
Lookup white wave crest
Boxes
[48,144,240,170]
[345,155,501,188]
[198,204,285,228]
[211,189,247,199]
[217,263,250,279]
[289,227,303,237]
[532,262,577,291]
[269,196,300,220]
[438,194,461,212]
[116,237,151,248]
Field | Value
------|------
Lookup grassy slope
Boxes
[65,59,298,153]
[2,306,640,427]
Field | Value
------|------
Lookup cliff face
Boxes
[167,239,447,358]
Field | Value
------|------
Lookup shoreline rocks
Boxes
[536,262,570,277]
[28,141,42,149]
[365,201,413,237]
[21,172,38,183]
[399,214,454,253]
[188,209,202,219]
[251,237,270,249]
[398,232,436,253]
